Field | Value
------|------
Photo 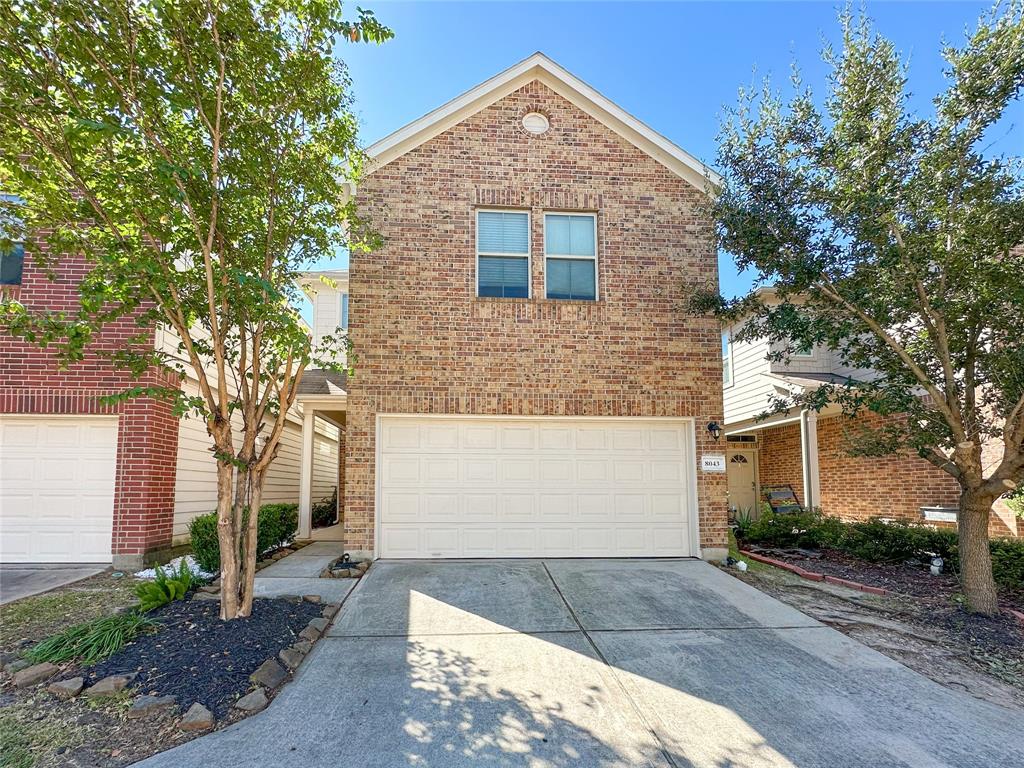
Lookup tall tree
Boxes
[0,0,392,619]
[704,2,1024,613]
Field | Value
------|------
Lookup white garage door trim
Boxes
[0,414,118,563]
[375,414,699,559]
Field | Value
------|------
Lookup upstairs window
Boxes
[477,210,530,298]
[723,332,733,386]
[339,292,349,329]
[1,193,24,286]
[544,213,596,301]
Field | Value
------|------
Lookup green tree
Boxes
[0,0,392,619]
[705,3,1024,613]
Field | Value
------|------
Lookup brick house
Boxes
[331,52,728,560]
[1,52,730,566]
[0,253,345,569]
[722,289,1019,537]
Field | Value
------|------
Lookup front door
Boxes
[726,450,758,515]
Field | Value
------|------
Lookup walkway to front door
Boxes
[135,559,1023,768]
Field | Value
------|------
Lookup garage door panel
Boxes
[378,417,694,559]
[0,416,116,563]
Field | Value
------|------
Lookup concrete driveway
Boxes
[136,559,1024,767]
[0,564,106,605]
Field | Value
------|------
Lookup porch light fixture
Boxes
[706,422,723,442]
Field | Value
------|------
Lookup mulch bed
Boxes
[83,596,321,718]
[746,545,1024,614]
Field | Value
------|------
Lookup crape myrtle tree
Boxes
[701,3,1024,614]
[0,0,392,619]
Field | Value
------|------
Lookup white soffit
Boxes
[365,52,721,192]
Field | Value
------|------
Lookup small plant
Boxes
[312,488,339,528]
[135,559,197,612]
[730,507,755,540]
[26,612,159,666]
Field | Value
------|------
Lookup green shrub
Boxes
[26,613,159,666]
[135,559,197,612]
[188,502,299,574]
[739,510,1023,588]
[312,488,338,528]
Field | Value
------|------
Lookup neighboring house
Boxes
[0,248,345,568]
[722,289,1019,538]
[335,52,728,560]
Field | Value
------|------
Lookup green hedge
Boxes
[188,503,298,574]
[738,511,1023,588]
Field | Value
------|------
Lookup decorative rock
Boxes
[234,687,268,712]
[83,673,136,698]
[4,659,31,676]
[299,624,321,642]
[192,591,220,602]
[302,594,321,604]
[13,662,59,688]
[127,694,177,719]
[321,603,340,619]
[199,585,219,594]
[48,677,85,699]
[271,551,288,561]
[350,570,362,579]
[250,659,287,689]
[308,617,329,633]
[179,702,215,731]
[279,647,305,670]
[0,652,19,667]
[356,561,370,573]
[292,640,313,654]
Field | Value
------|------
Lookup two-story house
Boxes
[1,52,730,567]
[332,53,728,561]
[722,288,1019,537]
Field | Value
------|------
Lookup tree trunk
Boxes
[957,488,998,615]
[216,457,240,620]
[238,469,265,618]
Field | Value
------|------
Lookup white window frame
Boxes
[723,331,734,388]
[475,208,531,299]
[791,340,815,358]
[338,292,349,329]
[543,211,598,301]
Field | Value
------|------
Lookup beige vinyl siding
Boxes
[313,287,341,350]
[171,379,339,543]
[723,326,778,425]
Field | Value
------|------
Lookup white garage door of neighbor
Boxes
[0,416,118,563]
[378,416,696,558]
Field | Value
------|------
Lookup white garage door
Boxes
[378,416,696,558]
[0,416,118,563]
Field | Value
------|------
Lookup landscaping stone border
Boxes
[740,549,891,596]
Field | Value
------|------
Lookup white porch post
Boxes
[799,409,821,510]
[298,407,315,539]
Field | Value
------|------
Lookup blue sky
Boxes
[321,1,1019,299]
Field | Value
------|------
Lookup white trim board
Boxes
[364,53,720,192]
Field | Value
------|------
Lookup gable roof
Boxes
[365,52,720,191]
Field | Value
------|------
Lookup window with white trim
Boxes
[1,193,25,286]
[723,331,733,386]
[792,340,814,357]
[544,213,596,301]
[477,210,530,298]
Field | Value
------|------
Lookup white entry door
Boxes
[378,416,696,558]
[726,450,758,513]
[0,416,118,563]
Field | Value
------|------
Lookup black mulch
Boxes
[84,597,321,718]
[754,546,1024,613]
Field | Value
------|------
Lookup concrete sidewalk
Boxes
[0,564,106,605]
[134,559,1024,768]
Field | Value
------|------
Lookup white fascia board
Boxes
[364,52,721,192]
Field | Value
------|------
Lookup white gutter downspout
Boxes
[800,409,822,510]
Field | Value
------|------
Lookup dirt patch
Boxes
[0,572,138,654]
[729,561,1024,710]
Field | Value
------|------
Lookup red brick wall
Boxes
[756,414,1017,537]
[347,80,727,554]
[1,246,179,560]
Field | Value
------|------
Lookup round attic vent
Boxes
[521,112,550,135]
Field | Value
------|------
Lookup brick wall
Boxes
[756,414,1017,537]
[347,80,727,554]
[1,245,179,562]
